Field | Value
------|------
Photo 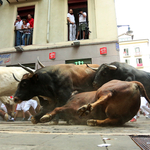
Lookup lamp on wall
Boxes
[72,41,80,46]
[15,46,24,52]
[117,25,134,39]
[0,0,3,6]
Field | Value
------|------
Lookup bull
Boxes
[91,62,150,99]
[0,67,28,118]
[40,80,150,126]
[13,63,100,124]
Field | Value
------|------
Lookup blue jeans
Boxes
[16,30,22,46]
[22,34,30,45]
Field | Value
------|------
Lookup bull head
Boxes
[86,63,117,71]
[104,64,117,70]
[18,63,35,74]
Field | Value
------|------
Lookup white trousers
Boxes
[69,24,76,41]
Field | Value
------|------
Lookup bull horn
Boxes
[86,64,98,71]
[37,57,45,68]
[105,64,117,70]
[18,63,34,74]
[12,73,20,82]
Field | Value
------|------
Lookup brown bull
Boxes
[40,80,150,126]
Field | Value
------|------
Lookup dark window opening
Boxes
[66,58,91,65]
[7,63,35,69]
[15,6,35,46]
[68,0,89,41]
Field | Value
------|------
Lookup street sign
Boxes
[100,47,107,55]
[49,52,56,59]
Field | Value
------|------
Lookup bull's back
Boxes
[66,91,96,110]
[96,80,140,99]
[0,67,27,96]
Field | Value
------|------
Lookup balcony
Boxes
[6,0,40,4]
[134,52,141,57]
[15,29,33,46]
[137,63,143,67]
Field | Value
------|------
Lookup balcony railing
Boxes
[15,29,33,46]
[6,0,40,4]
[68,21,91,41]
[137,63,143,67]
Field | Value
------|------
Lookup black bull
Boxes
[13,63,99,124]
[92,61,150,99]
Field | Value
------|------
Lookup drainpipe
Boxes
[47,0,50,43]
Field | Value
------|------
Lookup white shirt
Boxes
[16,101,27,111]
[67,13,75,23]
[15,20,23,30]
[22,23,30,29]
[79,12,86,23]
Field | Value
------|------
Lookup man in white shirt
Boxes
[76,9,87,40]
[14,15,23,46]
[67,9,76,41]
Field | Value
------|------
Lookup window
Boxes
[15,6,35,46]
[136,58,143,67]
[125,59,130,65]
[135,47,140,55]
[7,63,35,69]
[66,58,91,65]
[68,0,89,41]
[123,48,129,56]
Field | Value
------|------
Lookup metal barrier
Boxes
[68,21,91,41]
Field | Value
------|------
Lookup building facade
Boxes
[0,0,119,68]
[119,39,150,72]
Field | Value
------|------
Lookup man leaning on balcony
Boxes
[67,9,76,41]
[14,15,23,46]
[76,9,87,40]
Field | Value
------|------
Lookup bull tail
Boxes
[132,81,150,104]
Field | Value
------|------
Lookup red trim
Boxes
[17,6,35,11]
[68,0,87,4]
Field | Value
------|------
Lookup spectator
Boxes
[76,9,87,40]
[21,19,31,46]
[67,9,76,41]
[0,103,14,121]
[27,14,34,45]
[130,97,150,122]
[14,99,37,121]
[27,14,34,28]
[14,15,23,46]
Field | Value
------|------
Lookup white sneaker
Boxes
[28,115,32,121]
[146,114,150,119]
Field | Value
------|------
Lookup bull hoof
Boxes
[31,117,38,124]
[40,114,52,123]
[4,113,9,121]
[77,104,92,117]
[87,119,97,126]
[52,120,58,125]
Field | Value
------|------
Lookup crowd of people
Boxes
[0,98,38,121]
[67,9,87,41]
[14,9,86,46]
[14,14,34,46]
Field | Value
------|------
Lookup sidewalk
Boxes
[0,115,149,150]
[0,132,140,150]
